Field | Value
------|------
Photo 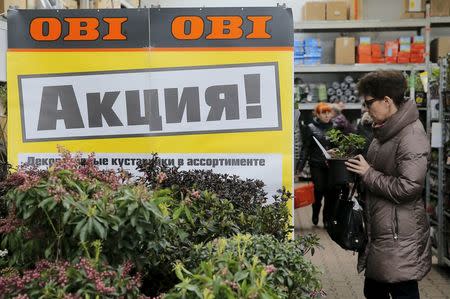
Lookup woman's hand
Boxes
[327,148,337,156]
[345,154,370,176]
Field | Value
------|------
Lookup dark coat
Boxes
[358,100,431,283]
[297,118,333,172]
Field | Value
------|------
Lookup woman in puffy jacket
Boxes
[346,70,431,299]
[297,102,334,227]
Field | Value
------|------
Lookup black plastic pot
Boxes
[328,158,352,185]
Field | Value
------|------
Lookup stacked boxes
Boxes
[357,37,372,63]
[431,37,450,63]
[326,1,348,20]
[431,0,450,17]
[294,38,322,65]
[303,1,351,21]
[398,37,411,64]
[371,44,384,63]
[385,40,400,63]
[411,36,425,63]
[303,2,326,21]
[335,37,355,64]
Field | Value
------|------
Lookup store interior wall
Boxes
[141,0,406,23]
[0,21,6,82]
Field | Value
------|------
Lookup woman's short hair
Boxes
[314,102,332,115]
[357,70,407,106]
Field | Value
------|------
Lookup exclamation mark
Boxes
[244,74,262,119]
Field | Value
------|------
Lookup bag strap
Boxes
[346,178,359,201]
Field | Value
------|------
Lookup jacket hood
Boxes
[373,100,419,143]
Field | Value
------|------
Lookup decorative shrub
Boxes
[0,257,143,298]
[0,149,323,298]
[166,234,324,299]
[0,149,172,271]
[137,155,293,241]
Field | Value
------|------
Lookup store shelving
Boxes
[298,102,361,110]
[430,17,450,25]
[294,19,426,32]
[427,55,449,267]
[294,63,427,73]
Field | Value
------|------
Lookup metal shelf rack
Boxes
[428,55,450,267]
[294,19,426,32]
[294,63,427,73]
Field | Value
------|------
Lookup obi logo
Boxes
[171,16,272,40]
[29,17,128,41]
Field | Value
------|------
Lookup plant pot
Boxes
[328,158,352,185]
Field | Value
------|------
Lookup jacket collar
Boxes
[373,100,418,143]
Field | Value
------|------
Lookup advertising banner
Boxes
[7,8,293,207]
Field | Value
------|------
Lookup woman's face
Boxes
[364,96,393,125]
[317,111,332,123]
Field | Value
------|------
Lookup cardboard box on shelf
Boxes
[128,0,139,7]
[371,57,385,63]
[359,36,371,45]
[26,0,35,9]
[402,0,425,18]
[358,44,371,56]
[358,55,372,63]
[62,0,78,9]
[303,2,326,21]
[410,54,425,63]
[404,0,425,12]
[371,44,383,57]
[335,37,355,64]
[430,0,450,17]
[92,0,121,9]
[412,36,425,44]
[401,12,425,19]
[346,0,363,20]
[385,56,397,63]
[385,40,399,58]
[326,1,348,20]
[431,37,450,62]
[0,0,26,14]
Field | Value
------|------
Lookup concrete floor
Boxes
[294,206,450,299]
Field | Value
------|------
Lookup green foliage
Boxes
[0,150,323,297]
[143,186,291,294]
[137,155,293,241]
[326,129,366,159]
[0,153,172,272]
[166,234,324,299]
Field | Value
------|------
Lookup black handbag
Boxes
[327,181,367,252]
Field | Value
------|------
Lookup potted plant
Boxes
[326,128,366,185]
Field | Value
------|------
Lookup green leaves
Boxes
[184,234,324,299]
[327,128,366,158]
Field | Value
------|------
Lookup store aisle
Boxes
[294,206,450,299]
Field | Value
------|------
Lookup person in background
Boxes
[331,100,355,134]
[345,71,431,299]
[297,102,334,226]
[356,101,374,157]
